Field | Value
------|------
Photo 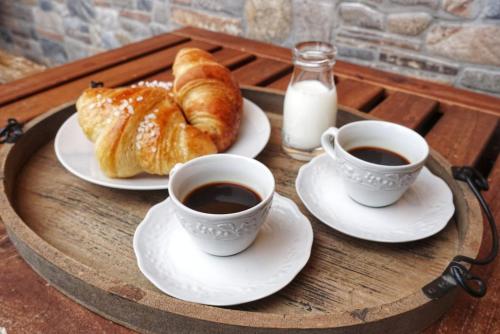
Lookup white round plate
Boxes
[133,193,313,306]
[296,154,455,243]
[54,98,271,190]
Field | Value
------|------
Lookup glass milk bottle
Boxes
[282,41,337,161]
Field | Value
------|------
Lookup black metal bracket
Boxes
[423,166,498,299]
[0,118,23,144]
[90,80,104,88]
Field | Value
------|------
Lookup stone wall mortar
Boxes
[0,0,499,97]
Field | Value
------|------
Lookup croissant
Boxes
[173,48,243,151]
[76,47,242,178]
[77,86,217,178]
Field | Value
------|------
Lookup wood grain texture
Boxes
[209,48,256,70]
[336,79,385,112]
[0,40,219,126]
[143,47,256,83]
[172,27,500,116]
[231,58,292,86]
[15,132,457,313]
[369,92,438,130]
[425,105,499,166]
[0,34,189,106]
[0,89,483,334]
[267,73,292,90]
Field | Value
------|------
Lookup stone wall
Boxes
[0,49,46,84]
[0,0,499,97]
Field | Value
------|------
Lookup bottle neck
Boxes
[290,66,335,90]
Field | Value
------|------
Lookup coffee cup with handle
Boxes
[168,154,275,256]
[320,120,429,207]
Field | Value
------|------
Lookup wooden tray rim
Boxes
[0,87,484,330]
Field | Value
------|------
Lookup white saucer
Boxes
[54,98,271,190]
[133,192,313,306]
[296,154,455,243]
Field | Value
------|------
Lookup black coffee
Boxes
[348,146,410,166]
[183,182,262,214]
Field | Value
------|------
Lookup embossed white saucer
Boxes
[133,192,313,306]
[296,154,455,243]
[54,98,271,190]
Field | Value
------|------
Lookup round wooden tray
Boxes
[0,88,483,333]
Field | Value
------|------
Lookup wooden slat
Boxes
[146,71,174,83]
[0,34,189,106]
[231,58,292,86]
[370,92,438,130]
[425,105,499,166]
[173,27,500,116]
[0,40,219,125]
[142,47,256,83]
[336,79,385,111]
[266,73,292,91]
[426,157,500,334]
[208,48,256,70]
[334,60,500,117]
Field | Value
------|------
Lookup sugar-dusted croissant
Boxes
[173,48,243,151]
[77,86,217,178]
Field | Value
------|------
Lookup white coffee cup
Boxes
[321,120,429,207]
[168,154,275,256]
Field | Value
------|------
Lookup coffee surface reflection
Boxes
[183,182,262,214]
[348,146,410,166]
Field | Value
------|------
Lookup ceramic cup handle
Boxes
[321,127,339,160]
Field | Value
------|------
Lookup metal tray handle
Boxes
[0,119,23,144]
[423,166,498,299]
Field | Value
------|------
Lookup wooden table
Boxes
[0,27,498,333]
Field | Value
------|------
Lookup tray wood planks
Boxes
[0,88,483,334]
